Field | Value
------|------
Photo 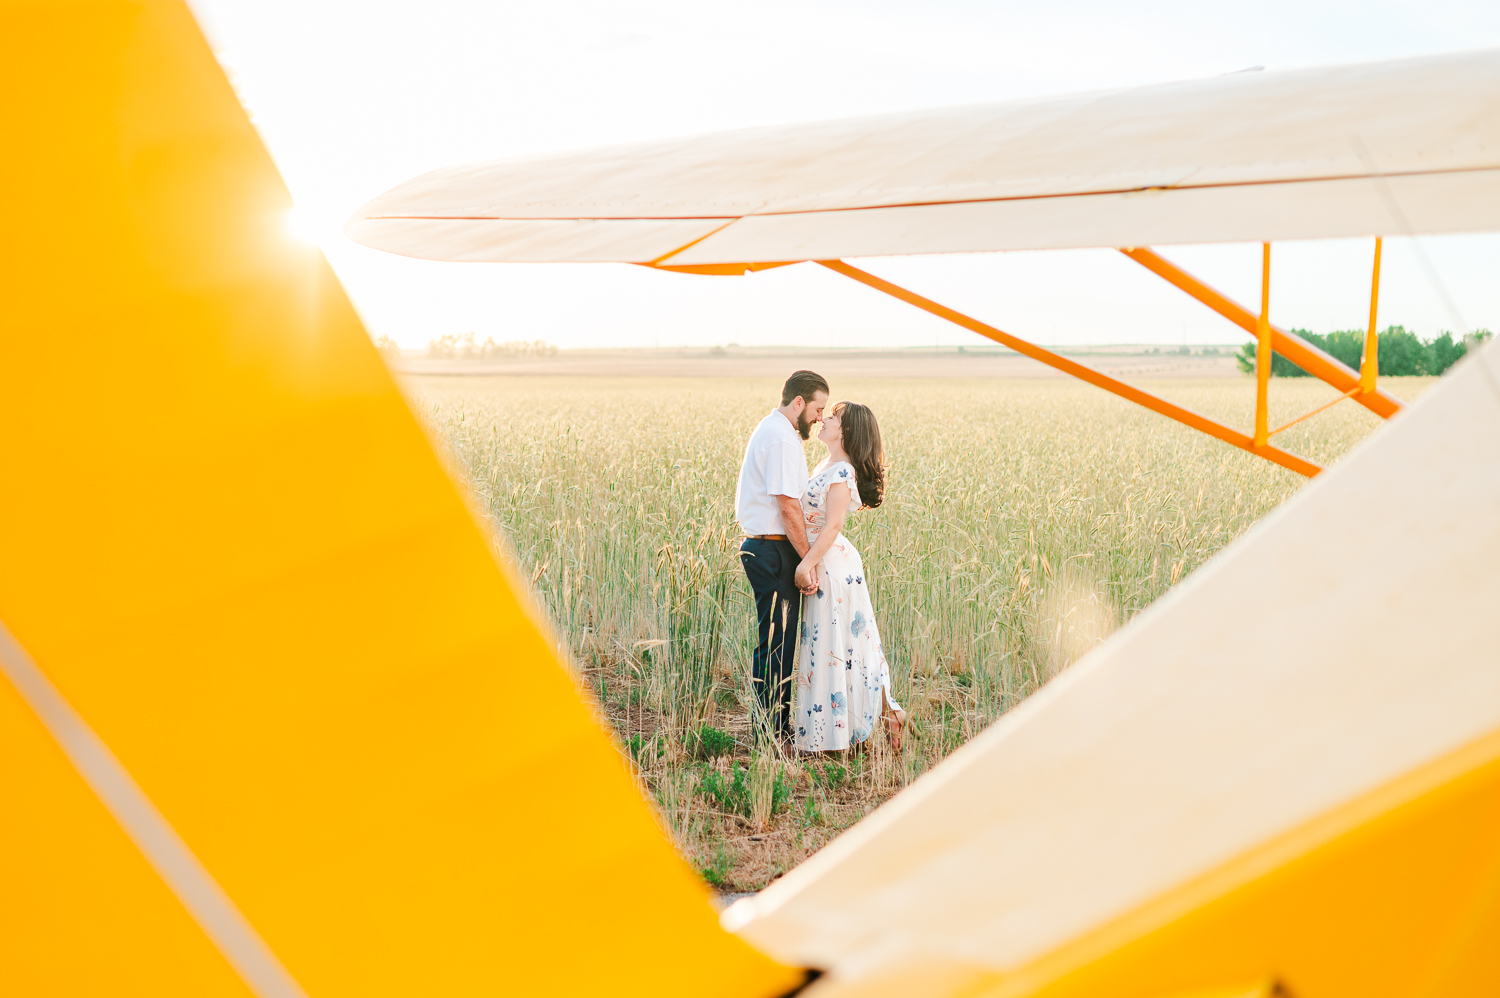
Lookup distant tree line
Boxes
[427,333,558,359]
[1146,345,1221,356]
[1237,327,1492,378]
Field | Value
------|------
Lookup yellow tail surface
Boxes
[0,3,798,995]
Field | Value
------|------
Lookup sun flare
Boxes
[285,206,319,245]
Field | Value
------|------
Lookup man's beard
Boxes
[796,410,813,439]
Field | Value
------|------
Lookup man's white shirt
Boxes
[736,410,808,536]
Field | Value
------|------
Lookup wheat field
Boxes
[408,370,1434,892]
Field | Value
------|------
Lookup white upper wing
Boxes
[346,48,1500,264]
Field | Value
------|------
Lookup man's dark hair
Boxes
[780,370,830,407]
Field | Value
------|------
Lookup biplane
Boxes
[2,2,1497,996]
[347,45,1500,477]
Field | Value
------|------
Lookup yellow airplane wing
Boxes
[0,3,798,996]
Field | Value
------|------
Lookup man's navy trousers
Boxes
[739,536,800,739]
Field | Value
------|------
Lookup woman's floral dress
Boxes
[794,459,902,752]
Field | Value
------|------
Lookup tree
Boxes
[1427,332,1463,376]
[1236,326,1485,379]
[1318,330,1364,371]
[1235,329,1327,377]
[1376,326,1425,375]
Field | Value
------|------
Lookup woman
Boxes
[792,401,907,752]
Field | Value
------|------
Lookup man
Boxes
[735,369,829,742]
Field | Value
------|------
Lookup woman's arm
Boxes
[793,482,851,592]
[775,494,811,557]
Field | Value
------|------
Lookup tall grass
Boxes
[411,373,1432,890]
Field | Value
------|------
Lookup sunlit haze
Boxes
[191,0,1500,350]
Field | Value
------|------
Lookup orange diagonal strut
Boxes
[818,259,1321,478]
[1119,247,1403,419]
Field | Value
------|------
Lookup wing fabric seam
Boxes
[358,163,1500,222]
[0,620,309,998]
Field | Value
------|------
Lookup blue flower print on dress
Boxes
[792,458,903,754]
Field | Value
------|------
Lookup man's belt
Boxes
[747,534,787,541]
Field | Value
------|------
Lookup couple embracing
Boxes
[735,370,907,754]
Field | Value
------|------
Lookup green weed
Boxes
[687,724,737,759]
[697,843,734,888]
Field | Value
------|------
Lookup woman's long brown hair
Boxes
[832,401,887,509]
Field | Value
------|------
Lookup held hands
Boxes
[794,559,819,595]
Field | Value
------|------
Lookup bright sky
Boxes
[190,0,1500,350]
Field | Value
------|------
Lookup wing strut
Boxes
[1255,243,1273,447]
[1361,238,1384,392]
[1118,247,1404,419]
[815,259,1321,478]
